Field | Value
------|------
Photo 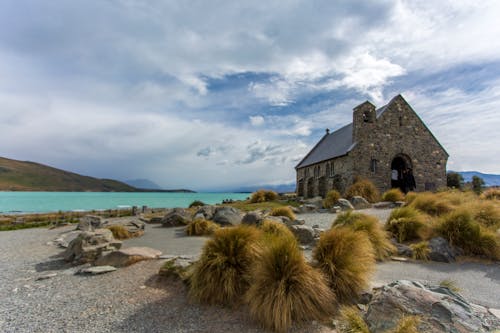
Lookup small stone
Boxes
[391,256,409,262]
[36,273,57,281]
[488,308,500,319]
[79,266,117,275]
[139,285,146,289]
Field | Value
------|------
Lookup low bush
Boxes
[250,190,279,203]
[439,279,461,293]
[185,219,219,236]
[382,188,405,202]
[472,201,500,230]
[246,235,335,333]
[332,212,395,260]
[436,190,476,207]
[188,200,206,208]
[410,241,430,261]
[385,207,429,242]
[408,192,452,216]
[189,225,262,306]
[269,206,296,221]
[323,189,341,209]
[389,316,420,333]
[345,178,380,203]
[481,188,500,200]
[313,227,375,303]
[404,191,418,205]
[340,306,370,333]
[260,219,295,241]
[107,225,131,240]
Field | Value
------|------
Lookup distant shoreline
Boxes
[0,189,196,193]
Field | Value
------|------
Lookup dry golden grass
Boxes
[339,306,370,333]
[481,188,500,200]
[332,212,395,261]
[260,219,295,241]
[404,191,418,205]
[269,206,296,221]
[436,190,477,207]
[106,225,132,240]
[389,316,420,333]
[246,235,335,333]
[250,189,279,203]
[185,219,220,236]
[189,225,262,306]
[345,178,380,203]
[382,188,405,202]
[471,201,500,230]
[313,227,375,303]
[439,279,461,293]
[408,192,453,216]
[323,189,341,209]
[410,241,430,261]
[386,207,430,242]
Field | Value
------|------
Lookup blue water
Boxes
[0,192,250,213]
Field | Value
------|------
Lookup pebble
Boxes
[36,273,57,281]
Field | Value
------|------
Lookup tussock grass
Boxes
[389,316,420,333]
[386,207,429,242]
[189,225,262,306]
[106,225,131,240]
[436,190,476,207]
[439,279,461,293]
[313,227,375,303]
[323,189,341,209]
[345,178,380,203]
[410,241,430,261]
[260,219,295,241]
[471,201,500,230]
[481,188,500,200]
[404,191,418,205]
[382,188,405,202]
[408,192,452,216]
[340,306,370,333]
[246,236,335,333]
[332,212,395,260]
[185,218,219,236]
[250,189,279,203]
[269,206,296,221]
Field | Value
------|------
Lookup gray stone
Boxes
[373,201,395,209]
[36,273,57,281]
[289,225,315,244]
[427,237,459,263]
[350,196,372,209]
[63,229,122,264]
[77,215,106,231]
[107,218,145,235]
[212,206,243,226]
[195,205,217,220]
[161,208,192,227]
[94,246,162,267]
[53,230,83,248]
[365,280,500,333]
[241,211,264,226]
[391,239,413,257]
[337,198,354,211]
[299,204,318,213]
[80,266,117,275]
[158,257,195,281]
[303,196,323,208]
[148,216,163,224]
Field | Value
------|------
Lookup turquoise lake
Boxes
[0,192,250,213]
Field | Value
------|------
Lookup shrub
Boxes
[472,176,485,194]
[269,206,296,221]
[185,219,220,236]
[189,225,262,306]
[439,279,461,293]
[106,225,131,240]
[481,188,500,200]
[250,189,279,203]
[323,189,341,208]
[404,191,418,205]
[385,207,429,242]
[345,178,380,203]
[339,306,370,333]
[245,236,335,333]
[447,171,464,189]
[313,227,375,303]
[410,241,430,261]
[189,200,206,208]
[332,212,395,261]
[382,188,405,202]
[472,201,500,230]
[409,192,452,216]
[260,219,295,241]
[389,316,420,333]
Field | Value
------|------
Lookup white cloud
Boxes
[249,115,265,126]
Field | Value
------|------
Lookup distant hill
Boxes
[456,171,500,187]
[0,156,137,191]
[124,178,162,190]
[228,183,296,193]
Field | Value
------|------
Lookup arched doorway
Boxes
[391,154,413,193]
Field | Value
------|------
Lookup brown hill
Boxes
[0,156,137,191]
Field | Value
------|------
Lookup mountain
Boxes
[124,178,162,190]
[456,171,500,187]
[0,156,137,191]
[228,183,296,193]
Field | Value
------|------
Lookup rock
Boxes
[148,216,163,224]
[373,201,395,209]
[212,207,243,226]
[63,229,122,264]
[303,196,323,208]
[489,308,500,320]
[158,257,195,281]
[95,246,162,267]
[337,198,354,211]
[77,215,106,231]
[241,211,264,226]
[299,204,318,213]
[394,201,405,207]
[365,280,500,333]
[161,208,192,227]
[79,266,117,275]
[108,218,145,236]
[195,206,217,220]
[330,206,341,213]
[427,237,460,263]
[36,273,57,281]
[289,225,315,244]
[391,239,413,257]
[391,256,409,262]
[350,196,372,209]
[53,230,83,248]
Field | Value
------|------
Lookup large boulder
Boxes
[303,196,323,209]
[289,225,315,244]
[158,256,196,281]
[77,215,106,231]
[241,211,264,226]
[95,246,162,267]
[350,196,372,209]
[63,229,122,264]
[365,280,500,333]
[337,198,354,211]
[108,218,145,236]
[161,208,192,227]
[427,237,462,263]
[194,206,217,220]
[212,207,243,226]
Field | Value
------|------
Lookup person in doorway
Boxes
[391,168,399,188]
[407,168,416,192]
[400,169,408,193]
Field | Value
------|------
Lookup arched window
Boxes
[370,159,378,173]
[329,162,335,177]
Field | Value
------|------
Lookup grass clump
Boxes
[260,219,295,241]
[189,225,262,306]
[269,206,296,221]
[188,200,206,208]
[404,191,418,205]
[410,241,430,261]
[323,189,341,209]
[250,189,279,203]
[246,235,335,333]
[345,177,380,203]
[382,188,405,202]
[313,227,375,303]
[333,212,396,261]
[472,201,500,230]
[106,225,132,240]
[389,316,420,333]
[185,219,219,236]
[385,207,429,243]
[339,306,370,333]
[439,279,461,293]
[481,188,500,200]
[408,192,452,216]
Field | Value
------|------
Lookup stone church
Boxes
[295,94,448,198]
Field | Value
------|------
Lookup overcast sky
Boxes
[1,1,499,191]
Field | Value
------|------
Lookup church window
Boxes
[370,159,378,173]
[329,162,335,177]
